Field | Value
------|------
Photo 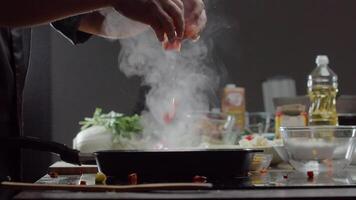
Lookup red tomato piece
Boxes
[193,175,207,183]
[307,171,314,179]
[48,172,58,178]
[246,135,254,141]
[128,173,138,185]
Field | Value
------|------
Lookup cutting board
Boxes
[2,181,212,192]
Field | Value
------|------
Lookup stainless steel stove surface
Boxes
[105,176,252,189]
[36,167,356,189]
[102,169,356,189]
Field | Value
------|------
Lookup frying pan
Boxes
[2,136,260,182]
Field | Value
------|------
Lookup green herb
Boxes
[79,108,142,138]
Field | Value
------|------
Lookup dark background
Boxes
[22,0,356,181]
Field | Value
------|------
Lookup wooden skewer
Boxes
[1,181,212,192]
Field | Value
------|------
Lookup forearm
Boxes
[0,0,115,27]
[77,12,107,37]
[78,10,149,39]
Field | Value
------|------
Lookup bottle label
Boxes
[226,92,244,107]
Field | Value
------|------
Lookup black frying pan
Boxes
[3,136,261,182]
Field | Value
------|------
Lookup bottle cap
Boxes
[315,55,329,66]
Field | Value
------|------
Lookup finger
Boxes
[187,0,204,21]
[191,35,200,42]
[163,39,182,51]
[161,1,185,39]
[171,0,184,10]
[150,20,165,42]
[185,10,206,39]
[156,6,176,42]
[197,10,207,31]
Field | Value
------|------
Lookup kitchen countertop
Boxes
[14,188,356,200]
[13,163,356,200]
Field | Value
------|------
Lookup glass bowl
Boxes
[186,111,236,145]
[249,153,273,172]
[245,112,275,134]
[280,126,356,173]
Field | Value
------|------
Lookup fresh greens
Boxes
[79,108,142,138]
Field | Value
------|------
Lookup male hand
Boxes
[182,0,206,40]
[163,0,207,50]
[113,0,185,42]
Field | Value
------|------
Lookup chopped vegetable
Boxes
[193,175,207,183]
[48,172,58,178]
[95,172,107,184]
[239,134,270,148]
[307,171,314,179]
[79,108,143,139]
[128,173,138,185]
[245,135,254,141]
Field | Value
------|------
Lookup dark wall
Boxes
[215,0,356,111]
[49,0,356,147]
[50,32,142,146]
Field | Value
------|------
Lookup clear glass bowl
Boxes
[186,111,236,145]
[249,153,273,171]
[246,112,275,134]
[280,126,356,173]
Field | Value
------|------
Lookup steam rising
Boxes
[105,2,230,148]
[99,8,149,39]
[118,31,220,148]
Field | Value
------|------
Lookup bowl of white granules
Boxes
[280,126,356,173]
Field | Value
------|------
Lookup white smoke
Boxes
[99,8,149,39]
[118,30,219,148]
[102,1,231,148]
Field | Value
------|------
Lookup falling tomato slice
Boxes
[163,98,177,125]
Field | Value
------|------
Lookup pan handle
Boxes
[1,136,81,165]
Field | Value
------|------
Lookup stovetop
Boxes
[37,168,356,190]
[105,176,252,189]
[103,170,356,189]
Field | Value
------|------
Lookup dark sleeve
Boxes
[51,15,92,45]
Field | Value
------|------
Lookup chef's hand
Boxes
[182,0,206,40]
[163,0,206,50]
[113,0,185,42]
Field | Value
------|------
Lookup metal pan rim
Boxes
[94,148,262,154]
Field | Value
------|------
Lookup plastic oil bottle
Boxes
[307,55,338,125]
